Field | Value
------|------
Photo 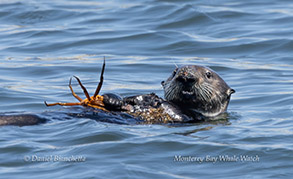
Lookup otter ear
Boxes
[228,88,235,95]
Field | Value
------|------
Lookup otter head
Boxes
[161,65,235,118]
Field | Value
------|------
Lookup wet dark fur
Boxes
[0,114,46,126]
[100,65,235,123]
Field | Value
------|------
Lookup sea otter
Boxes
[101,65,235,123]
[0,65,235,126]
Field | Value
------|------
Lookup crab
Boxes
[44,59,107,111]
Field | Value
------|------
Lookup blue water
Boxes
[0,0,293,178]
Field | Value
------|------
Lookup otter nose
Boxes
[176,76,196,84]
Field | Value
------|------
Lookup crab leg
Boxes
[93,58,105,98]
[44,101,81,107]
[73,76,91,101]
[68,77,83,102]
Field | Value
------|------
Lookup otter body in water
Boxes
[0,65,235,126]
[102,65,235,123]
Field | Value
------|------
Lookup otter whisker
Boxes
[164,82,178,101]
[196,84,208,102]
[204,85,222,108]
[203,84,217,101]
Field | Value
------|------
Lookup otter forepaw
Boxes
[102,93,124,110]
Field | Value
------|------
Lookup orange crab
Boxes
[44,59,106,111]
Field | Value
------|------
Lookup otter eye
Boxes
[206,71,212,79]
